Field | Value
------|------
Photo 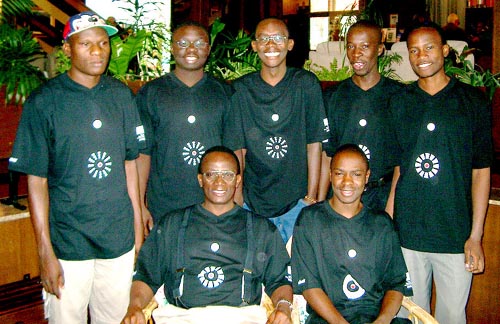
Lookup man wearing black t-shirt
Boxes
[122,146,293,324]
[136,22,236,232]
[227,18,329,243]
[9,12,145,323]
[292,144,412,324]
[319,20,403,211]
[387,23,492,324]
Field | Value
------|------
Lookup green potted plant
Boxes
[0,23,46,105]
[0,0,46,105]
[445,46,500,101]
[0,0,46,203]
[204,18,260,81]
[304,50,403,84]
[107,0,170,83]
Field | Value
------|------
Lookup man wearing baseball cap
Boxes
[9,11,146,323]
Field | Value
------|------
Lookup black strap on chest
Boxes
[172,206,255,308]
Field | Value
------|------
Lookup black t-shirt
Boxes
[134,204,292,307]
[136,73,237,219]
[390,78,492,253]
[9,73,144,260]
[292,202,411,323]
[226,68,329,217]
[323,77,403,210]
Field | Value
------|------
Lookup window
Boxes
[310,0,358,13]
[309,0,359,49]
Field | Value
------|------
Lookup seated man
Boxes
[122,146,293,324]
[291,144,412,324]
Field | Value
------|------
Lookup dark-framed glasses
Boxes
[202,170,236,183]
[255,35,287,45]
[175,39,208,49]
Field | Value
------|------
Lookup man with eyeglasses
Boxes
[226,18,329,244]
[122,146,293,324]
[135,22,237,233]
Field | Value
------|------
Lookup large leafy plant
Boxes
[0,0,47,105]
[204,19,260,81]
[305,51,403,82]
[0,0,34,21]
[445,46,500,101]
[304,58,353,82]
[107,0,170,80]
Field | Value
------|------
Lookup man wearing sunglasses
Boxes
[135,22,237,234]
[122,146,293,324]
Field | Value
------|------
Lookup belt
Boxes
[365,171,394,190]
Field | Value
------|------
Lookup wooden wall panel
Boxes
[0,214,39,286]
[466,202,500,323]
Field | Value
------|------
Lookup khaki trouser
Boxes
[152,304,268,324]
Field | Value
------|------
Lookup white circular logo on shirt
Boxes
[266,136,288,159]
[210,242,220,252]
[92,119,102,129]
[358,144,371,160]
[415,153,440,178]
[198,266,224,288]
[88,151,112,179]
[343,274,365,300]
[182,141,205,166]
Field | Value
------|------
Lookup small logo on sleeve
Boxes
[136,125,145,142]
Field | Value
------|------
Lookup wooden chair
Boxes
[143,295,437,324]
[401,296,439,324]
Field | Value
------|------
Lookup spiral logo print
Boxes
[359,144,371,160]
[88,151,112,179]
[198,266,224,288]
[182,141,205,166]
[266,136,288,159]
[415,153,440,178]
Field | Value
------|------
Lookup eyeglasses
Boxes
[202,170,236,183]
[255,35,288,45]
[175,39,208,49]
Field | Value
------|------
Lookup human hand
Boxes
[464,238,485,273]
[121,306,147,324]
[303,196,317,206]
[266,306,292,324]
[40,253,64,299]
[142,207,154,237]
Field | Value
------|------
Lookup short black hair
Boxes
[347,20,382,44]
[331,144,370,170]
[172,20,209,39]
[198,146,241,175]
[255,17,290,37]
[406,21,446,45]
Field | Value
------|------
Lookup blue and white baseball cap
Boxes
[63,11,118,41]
